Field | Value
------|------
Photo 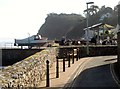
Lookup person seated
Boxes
[102,40,107,45]
[90,36,97,45]
[59,36,66,46]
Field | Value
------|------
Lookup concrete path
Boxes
[39,56,119,88]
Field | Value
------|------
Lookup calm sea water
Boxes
[0,38,14,48]
[0,66,5,70]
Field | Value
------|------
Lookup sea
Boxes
[0,39,14,69]
[0,38,30,69]
[0,38,14,48]
[0,66,4,70]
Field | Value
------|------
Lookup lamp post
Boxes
[86,2,94,56]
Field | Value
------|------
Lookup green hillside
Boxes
[38,13,85,40]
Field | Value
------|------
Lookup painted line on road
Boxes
[110,63,120,87]
[64,57,93,88]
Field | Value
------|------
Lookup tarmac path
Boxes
[70,56,119,88]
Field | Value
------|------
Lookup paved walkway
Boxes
[39,56,119,88]
[71,56,118,88]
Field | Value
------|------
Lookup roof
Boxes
[84,23,115,30]
[103,24,115,29]
[84,23,103,30]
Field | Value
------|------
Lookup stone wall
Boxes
[89,45,117,56]
[0,47,57,87]
[0,45,117,88]
[57,45,117,58]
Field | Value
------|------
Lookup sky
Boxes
[0,0,120,43]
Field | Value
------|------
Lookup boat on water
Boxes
[14,34,48,49]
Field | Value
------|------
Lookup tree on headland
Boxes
[84,5,99,16]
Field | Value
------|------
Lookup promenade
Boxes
[39,56,119,88]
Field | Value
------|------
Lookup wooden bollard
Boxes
[63,58,65,72]
[46,60,50,87]
[72,49,74,64]
[68,52,70,67]
[78,48,80,59]
[76,48,79,61]
[56,58,59,78]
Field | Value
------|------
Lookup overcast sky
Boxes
[0,0,119,43]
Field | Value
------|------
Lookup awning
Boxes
[84,23,115,30]
[83,23,103,30]
[104,24,115,29]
